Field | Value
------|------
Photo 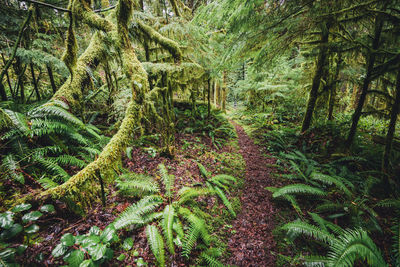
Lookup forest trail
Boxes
[226,123,277,266]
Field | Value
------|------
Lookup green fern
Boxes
[272,184,326,198]
[116,173,160,196]
[114,195,163,229]
[158,163,174,199]
[1,154,24,184]
[391,219,400,266]
[212,184,236,217]
[327,228,387,267]
[310,172,353,197]
[146,224,165,267]
[199,250,225,267]
[29,102,84,127]
[281,221,337,245]
[34,156,70,182]
[177,187,214,205]
[179,207,210,258]
[161,205,175,254]
[197,162,210,178]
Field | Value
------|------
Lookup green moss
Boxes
[53,31,107,110]
[138,20,182,62]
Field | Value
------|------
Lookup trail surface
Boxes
[226,123,277,266]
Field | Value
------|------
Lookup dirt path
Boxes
[226,123,277,266]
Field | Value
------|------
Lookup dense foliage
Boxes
[1,0,400,266]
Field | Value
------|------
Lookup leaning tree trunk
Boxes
[345,9,385,146]
[301,22,330,132]
[382,69,400,174]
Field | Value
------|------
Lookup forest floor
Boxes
[225,123,279,266]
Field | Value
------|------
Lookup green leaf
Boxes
[100,225,116,243]
[0,223,23,240]
[21,211,43,223]
[117,254,126,261]
[0,212,14,229]
[89,243,107,261]
[81,235,100,248]
[65,249,85,267]
[61,233,75,246]
[52,243,68,258]
[25,224,39,234]
[89,226,100,236]
[79,259,95,267]
[122,237,134,251]
[12,204,32,213]
[40,204,55,213]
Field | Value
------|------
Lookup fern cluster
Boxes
[114,163,232,266]
[0,101,107,188]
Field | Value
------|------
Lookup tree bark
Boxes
[301,22,330,132]
[30,62,41,101]
[207,78,211,118]
[382,69,400,174]
[46,64,57,93]
[346,9,385,146]
[0,8,33,100]
[328,53,342,120]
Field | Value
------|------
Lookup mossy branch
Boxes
[137,20,182,62]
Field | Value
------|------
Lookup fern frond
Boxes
[211,174,237,187]
[308,212,344,236]
[197,162,210,178]
[283,194,302,215]
[376,199,400,210]
[33,156,70,181]
[327,228,387,267]
[158,164,174,198]
[114,195,163,229]
[173,217,185,237]
[212,185,236,217]
[177,187,214,205]
[2,154,24,184]
[38,177,59,189]
[302,255,329,267]
[53,155,86,168]
[161,205,175,254]
[4,109,30,135]
[199,251,224,267]
[272,184,326,198]
[146,224,165,267]
[281,221,337,245]
[179,207,210,258]
[310,172,352,197]
[116,173,160,196]
[391,219,400,266]
[29,103,84,127]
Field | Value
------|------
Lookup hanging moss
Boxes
[53,31,107,110]
[137,20,182,62]
[72,0,115,32]
[62,2,78,77]
[142,62,204,86]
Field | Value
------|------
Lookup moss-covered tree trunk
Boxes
[345,10,385,146]
[301,22,330,132]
